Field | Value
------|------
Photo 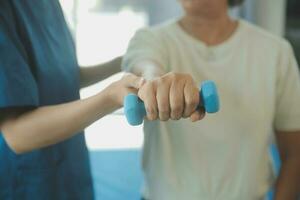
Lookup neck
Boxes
[179,13,237,46]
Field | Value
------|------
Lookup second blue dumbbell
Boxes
[124,80,220,126]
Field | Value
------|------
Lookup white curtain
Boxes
[146,0,287,36]
[241,0,287,36]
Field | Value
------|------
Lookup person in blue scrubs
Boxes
[0,0,144,199]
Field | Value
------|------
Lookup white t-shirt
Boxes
[122,19,300,200]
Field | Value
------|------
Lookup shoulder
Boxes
[239,19,290,51]
[134,19,178,40]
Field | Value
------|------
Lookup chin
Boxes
[181,0,227,18]
[185,8,224,19]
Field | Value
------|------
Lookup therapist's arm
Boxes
[0,74,144,154]
[80,56,122,88]
[274,130,300,200]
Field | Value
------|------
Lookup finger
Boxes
[138,82,158,121]
[183,80,199,118]
[156,81,171,121]
[190,107,206,122]
[169,80,185,120]
[123,73,145,89]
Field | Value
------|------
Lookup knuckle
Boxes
[147,112,157,121]
[183,73,192,79]
[156,77,167,86]
[186,98,198,107]
[170,114,177,120]
[160,109,170,116]
[146,107,156,115]
[156,78,163,84]
[158,101,169,110]
[159,114,169,121]
[168,72,178,79]
[170,72,177,76]
[182,113,190,118]
[171,113,181,120]
[148,81,156,89]
[172,104,183,114]
[141,84,156,97]
[175,116,181,120]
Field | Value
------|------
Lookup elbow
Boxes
[1,126,30,155]
[10,146,27,155]
[2,133,27,154]
[0,109,35,154]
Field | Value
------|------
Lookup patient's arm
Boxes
[122,28,204,122]
[128,59,165,80]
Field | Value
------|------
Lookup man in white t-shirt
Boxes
[122,0,300,199]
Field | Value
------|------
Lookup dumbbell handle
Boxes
[124,80,220,126]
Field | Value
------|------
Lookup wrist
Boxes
[100,83,122,110]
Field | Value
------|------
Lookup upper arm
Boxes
[273,41,300,160]
[273,41,300,132]
[275,130,300,161]
[0,9,39,112]
[122,28,168,77]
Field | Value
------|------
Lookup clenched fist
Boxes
[138,72,205,122]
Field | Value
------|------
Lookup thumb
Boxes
[123,73,145,89]
[190,107,206,122]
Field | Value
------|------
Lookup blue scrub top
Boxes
[0,0,94,199]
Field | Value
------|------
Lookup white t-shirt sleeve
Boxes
[122,28,168,73]
[274,40,300,131]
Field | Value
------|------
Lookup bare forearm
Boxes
[274,157,300,200]
[80,56,122,88]
[1,89,118,154]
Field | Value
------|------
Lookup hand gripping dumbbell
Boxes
[124,80,220,126]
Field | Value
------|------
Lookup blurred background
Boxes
[58,0,300,199]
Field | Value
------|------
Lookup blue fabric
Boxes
[266,144,282,200]
[89,147,282,200]
[0,0,94,199]
[89,149,143,200]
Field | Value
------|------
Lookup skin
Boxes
[138,71,205,122]
[80,56,122,88]
[132,0,300,199]
[0,58,145,154]
[274,131,300,200]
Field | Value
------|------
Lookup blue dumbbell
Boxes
[124,80,220,126]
